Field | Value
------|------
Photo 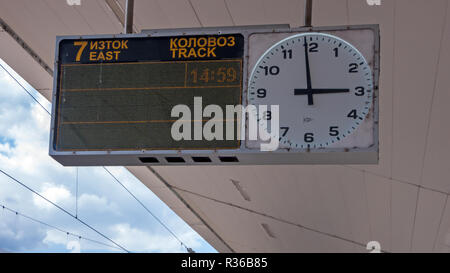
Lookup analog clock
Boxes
[248,32,373,149]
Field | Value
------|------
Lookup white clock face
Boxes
[248,32,373,149]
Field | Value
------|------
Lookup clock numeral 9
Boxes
[257,88,267,98]
[304,133,314,143]
[349,63,359,73]
[329,126,339,136]
[260,66,280,76]
[355,86,365,96]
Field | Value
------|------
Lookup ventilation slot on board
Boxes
[139,157,159,163]
[219,156,239,163]
[165,157,186,163]
[192,157,212,163]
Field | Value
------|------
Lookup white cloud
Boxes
[0,68,22,94]
[111,223,201,253]
[43,230,81,253]
[43,229,67,246]
[0,142,13,156]
[0,220,17,239]
[78,193,120,215]
[33,183,72,210]
[0,104,64,178]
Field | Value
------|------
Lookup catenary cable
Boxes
[0,168,130,253]
[0,62,51,115]
[0,203,123,251]
[103,167,193,252]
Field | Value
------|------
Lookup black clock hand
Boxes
[294,88,350,96]
[303,37,314,105]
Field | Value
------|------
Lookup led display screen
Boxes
[54,34,244,151]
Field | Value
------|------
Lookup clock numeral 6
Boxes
[304,133,314,143]
[355,86,365,96]
[257,88,267,98]
[349,63,359,73]
[329,126,339,136]
[260,66,280,76]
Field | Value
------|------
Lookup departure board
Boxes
[54,34,244,151]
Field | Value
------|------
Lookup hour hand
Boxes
[294,88,350,105]
[294,88,350,95]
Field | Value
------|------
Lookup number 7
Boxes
[73,41,87,62]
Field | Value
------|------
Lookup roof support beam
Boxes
[105,0,125,28]
[124,0,134,34]
[0,17,52,76]
[305,0,313,27]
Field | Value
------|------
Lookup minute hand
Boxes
[304,37,312,90]
[294,88,350,95]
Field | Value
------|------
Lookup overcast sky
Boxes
[0,58,216,253]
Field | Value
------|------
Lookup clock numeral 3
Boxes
[304,133,314,143]
[355,86,365,96]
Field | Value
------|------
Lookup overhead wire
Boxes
[103,167,192,252]
[0,203,123,251]
[0,62,50,115]
[0,168,130,253]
